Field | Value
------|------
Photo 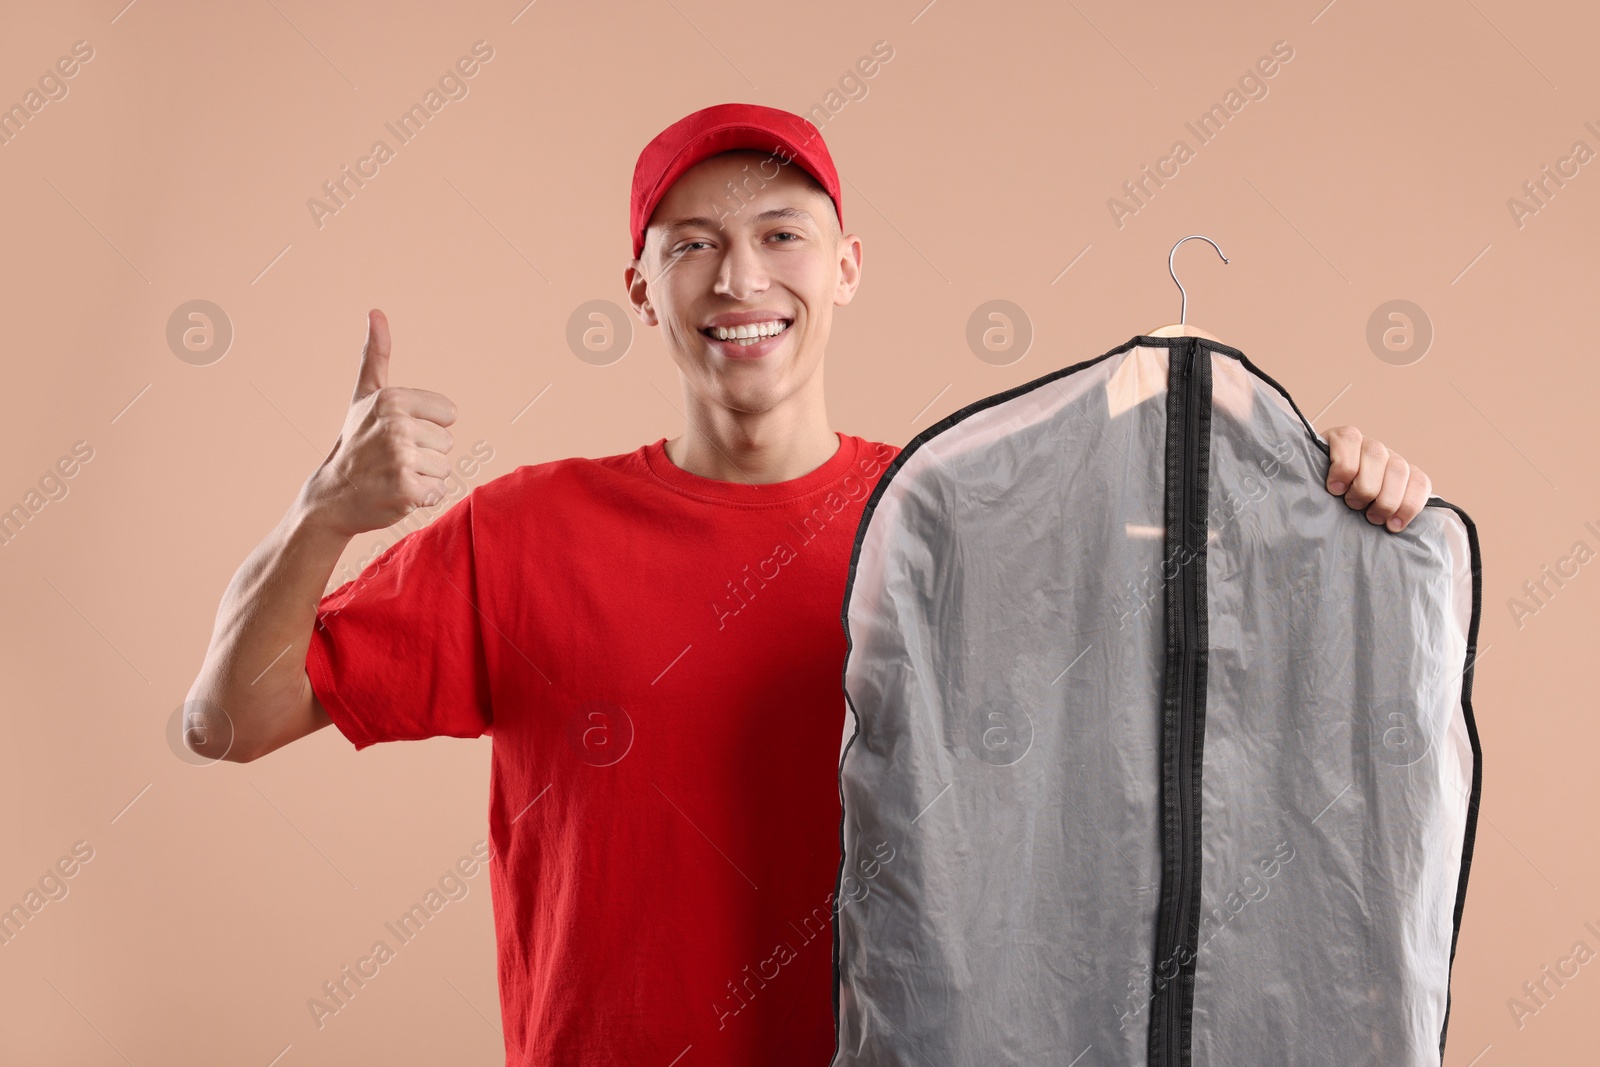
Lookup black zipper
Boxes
[1149,338,1211,1067]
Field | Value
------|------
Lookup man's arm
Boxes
[184,503,347,763]
[185,309,458,763]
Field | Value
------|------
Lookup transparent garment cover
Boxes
[832,338,1481,1067]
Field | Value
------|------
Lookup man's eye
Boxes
[675,240,710,254]
[770,231,800,242]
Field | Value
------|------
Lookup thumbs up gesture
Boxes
[306,309,459,538]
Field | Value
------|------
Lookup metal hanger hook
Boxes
[1168,235,1230,325]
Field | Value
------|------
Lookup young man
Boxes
[185,103,1433,1065]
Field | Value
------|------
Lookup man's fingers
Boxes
[1363,453,1409,526]
[409,475,453,511]
[1342,437,1390,510]
[411,448,454,481]
[354,309,391,403]
[1384,468,1433,533]
[372,385,458,427]
[1324,425,1361,495]
[409,419,454,456]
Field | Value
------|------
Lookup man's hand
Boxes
[1322,425,1433,533]
[303,309,459,538]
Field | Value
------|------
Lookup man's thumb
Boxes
[353,308,390,403]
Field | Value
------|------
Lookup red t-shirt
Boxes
[306,432,901,1065]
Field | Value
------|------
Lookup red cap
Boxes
[629,102,843,259]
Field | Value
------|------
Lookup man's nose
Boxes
[713,237,769,300]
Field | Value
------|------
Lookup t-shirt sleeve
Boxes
[306,491,493,751]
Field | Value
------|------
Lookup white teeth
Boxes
[710,320,787,342]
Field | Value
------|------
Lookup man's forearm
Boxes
[186,481,351,762]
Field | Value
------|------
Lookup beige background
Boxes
[0,0,1594,1063]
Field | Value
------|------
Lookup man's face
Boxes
[626,150,862,417]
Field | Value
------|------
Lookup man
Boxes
[185,103,1433,1065]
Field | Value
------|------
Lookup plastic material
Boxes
[831,335,1482,1067]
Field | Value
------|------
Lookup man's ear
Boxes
[624,261,659,326]
[834,232,863,308]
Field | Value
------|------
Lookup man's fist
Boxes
[1322,425,1433,533]
[305,309,458,538]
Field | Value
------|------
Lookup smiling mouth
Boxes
[700,319,792,347]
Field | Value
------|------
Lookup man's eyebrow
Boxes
[750,207,816,225]
[659,216,720,235]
